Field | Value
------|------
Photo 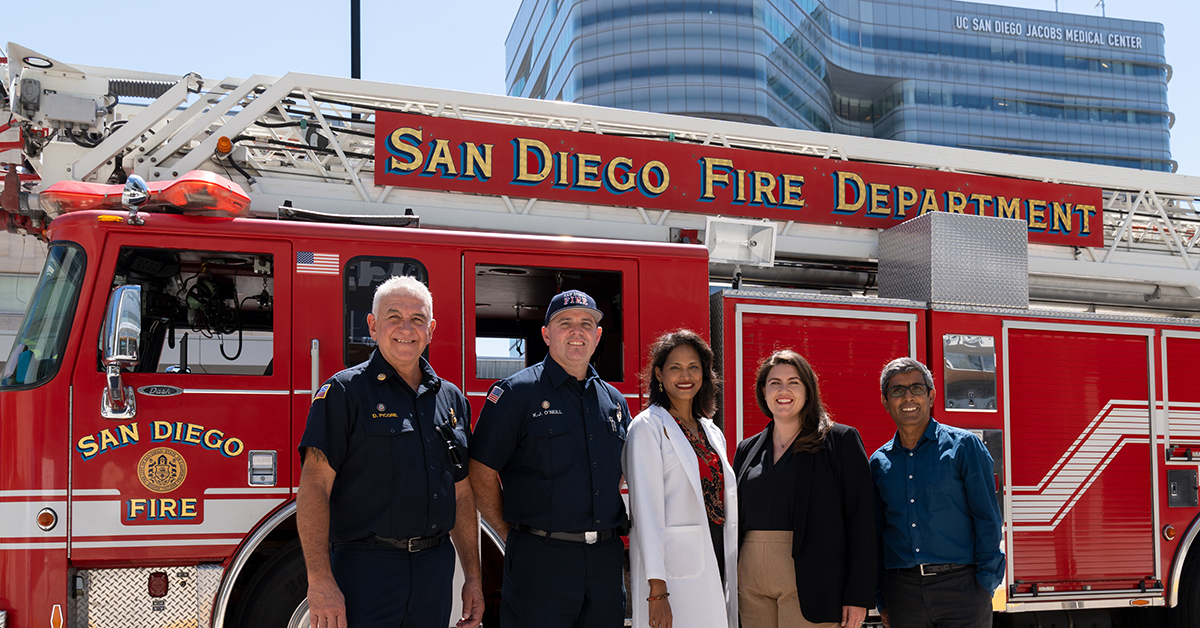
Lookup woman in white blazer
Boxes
[624,329,738,628]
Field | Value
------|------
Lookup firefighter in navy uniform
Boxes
[470,289,631,628]
[297,276,484,628]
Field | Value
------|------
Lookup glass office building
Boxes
[506,0,1173,171]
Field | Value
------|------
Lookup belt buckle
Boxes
[919,564,932,577]
[584,531,599,544]
[406,538,419,553]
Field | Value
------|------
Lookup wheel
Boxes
[228,538,308,628]
[1171,551,1200,628]
[288,599,310,628]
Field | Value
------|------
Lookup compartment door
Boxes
[1163,330,1200,450]
[732,303,920,453]
[1005,321,1156,591]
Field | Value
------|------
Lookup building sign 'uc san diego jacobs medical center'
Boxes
[954,16,1144,49]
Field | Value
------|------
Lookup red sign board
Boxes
[374,111,1103,247]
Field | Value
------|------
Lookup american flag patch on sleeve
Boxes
[487,386,504,403]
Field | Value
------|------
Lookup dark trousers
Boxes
[331,539,455,627]
[883,565,993,628]
[501,528,626,628]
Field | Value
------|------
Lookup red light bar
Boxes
[38,180,124,215]
[156,170,250,217]
[41,171,249,217]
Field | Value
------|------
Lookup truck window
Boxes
[344,256,429,367]
[475,264,623,382]
[105,247,275,376]
[943,334,997,411]
[0,243,86,388]
[477,337,527,380]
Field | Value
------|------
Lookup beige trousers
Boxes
[738,531,841,628]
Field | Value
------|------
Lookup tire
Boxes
[228,538,309,628]
[1171,551,1200,628]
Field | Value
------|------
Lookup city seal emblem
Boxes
[137,447,188,493]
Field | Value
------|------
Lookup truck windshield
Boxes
[1,244,86,388]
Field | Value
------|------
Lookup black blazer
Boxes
[734,422,877,624]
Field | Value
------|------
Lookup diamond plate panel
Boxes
[196,564,224,628]
[879,212,1028,308]
[77,566,211,628]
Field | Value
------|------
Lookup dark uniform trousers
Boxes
[883,565,993,628]
[332,539,456,628]
[501,529,625,628]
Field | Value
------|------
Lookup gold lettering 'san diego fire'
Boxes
[374,111,1104,247]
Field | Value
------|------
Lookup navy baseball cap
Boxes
[544,290,603,325]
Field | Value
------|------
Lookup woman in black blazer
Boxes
[733,349,875,628]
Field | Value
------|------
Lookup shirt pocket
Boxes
[663,524,706,579]
[918,457,963,512]
[526,415,575,478]
[364,417,417,472]
[608,408,627,472]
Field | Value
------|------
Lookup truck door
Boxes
[1004,321,1157,593]
[69,235,292,565]
[463,252,640,417]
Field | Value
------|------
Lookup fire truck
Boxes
[2,42,1200,628]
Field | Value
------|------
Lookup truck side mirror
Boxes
[100,284,141,419]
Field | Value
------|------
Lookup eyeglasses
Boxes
[886,383,929,398]
[434,421,464,469]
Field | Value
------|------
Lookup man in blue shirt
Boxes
[869,357,1004,628]
[470,290,630,628]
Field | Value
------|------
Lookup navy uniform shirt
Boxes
[299,350,470,543]
[870,418,1005,608]
[470,356,630,533]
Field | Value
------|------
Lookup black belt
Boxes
[514,523,621,545]
[892,563,971,577]
[336,534,446,553]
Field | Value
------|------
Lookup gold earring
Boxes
[658,382,663,392]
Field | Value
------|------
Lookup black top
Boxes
[734,422,877,624]
[735,421,797,531]
[298,350,470,543]
[470,356,630,533]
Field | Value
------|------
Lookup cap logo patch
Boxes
[563,292,589,306]
[487,386,504,404]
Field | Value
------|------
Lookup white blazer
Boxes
[624,405,738,628]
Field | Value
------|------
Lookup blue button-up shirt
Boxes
[869,418,1005,608]
[470,356,629,534]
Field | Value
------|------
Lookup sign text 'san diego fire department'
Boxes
[374,111,1103,247]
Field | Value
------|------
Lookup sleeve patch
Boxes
[486,386,504,404]
[314,383,331,400]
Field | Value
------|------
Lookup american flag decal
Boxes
[487,386,504,404]
[297,252,339,275]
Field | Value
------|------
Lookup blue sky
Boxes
[6,0,1196,174]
